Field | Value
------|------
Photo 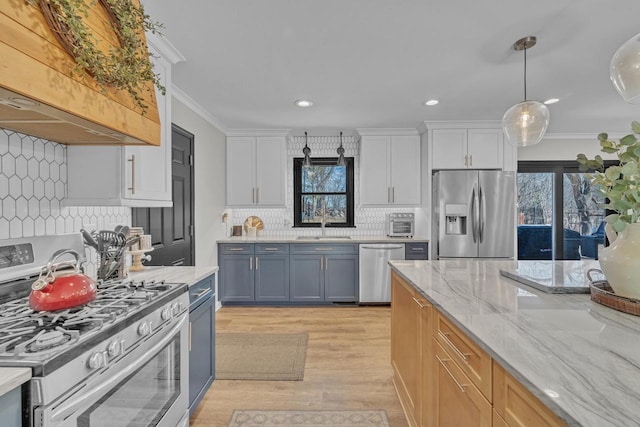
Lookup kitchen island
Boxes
[389,259,640,427]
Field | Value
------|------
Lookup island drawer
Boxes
[493,362,567,427]
[435,311,492,401]
[255,244,289,254]
[289,243,358,254]
[405,242,429,260]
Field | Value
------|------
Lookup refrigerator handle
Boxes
[479,185,486,242]
[471,184,478,243]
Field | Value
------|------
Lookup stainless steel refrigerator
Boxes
[432,170,515,258]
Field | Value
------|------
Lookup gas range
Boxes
[0,234,190,427]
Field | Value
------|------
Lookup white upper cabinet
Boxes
[358,129,420,206]
[65,36,184,207]
[226,132,287,207]
[427,122,508,170]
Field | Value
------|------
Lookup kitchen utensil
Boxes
[80,228,98,250]
[102,244,129,280]
[243,216,264,233]
[30,249,97,311]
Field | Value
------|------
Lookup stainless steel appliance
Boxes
[432,170,515,259]
[0,234,189,427]
[386,213,414,237]
[358,243,405,303]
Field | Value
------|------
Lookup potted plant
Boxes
[577,120,640,299]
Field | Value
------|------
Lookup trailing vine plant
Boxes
[27,0,165,113]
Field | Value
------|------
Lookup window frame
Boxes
[293,157,355,228]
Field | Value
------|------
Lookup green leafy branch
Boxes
[577,121,640,231]
[28,0,165,113]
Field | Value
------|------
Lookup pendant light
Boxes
[337,131,346,166]
[610,33,640,103]
[502,36,550,147]
[302,131,311,167]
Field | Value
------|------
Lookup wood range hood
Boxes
[0,1,160,146]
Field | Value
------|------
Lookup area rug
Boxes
[227,410,390,427]
[216,333,308,380]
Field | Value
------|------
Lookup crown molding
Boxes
[172,86,228,133]
[146,33,185,64]
[226,129,292,137]
[354,128,419,137]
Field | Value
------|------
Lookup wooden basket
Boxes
[590,281,640,316]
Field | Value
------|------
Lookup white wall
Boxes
[518,136,617,161]
[171,98,226,267]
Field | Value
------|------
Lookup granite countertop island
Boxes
[389,259,640,427]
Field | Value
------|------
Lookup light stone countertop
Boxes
[389,259,640,427]
[0,367,31,398]
[128,265,218,288]
[217,235,428,244]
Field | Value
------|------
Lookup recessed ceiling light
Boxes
[294,99,313,107]
[425,99,439,106]
[543,98,560,105]
[10,97,39,107]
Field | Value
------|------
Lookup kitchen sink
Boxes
[296,236,351,240]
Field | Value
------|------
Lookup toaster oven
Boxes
[386,212,415,237]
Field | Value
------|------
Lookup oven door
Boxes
[35,314,189,427]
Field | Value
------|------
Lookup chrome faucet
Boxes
[320,200,326,237]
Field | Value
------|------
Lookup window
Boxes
[517,160,613,260]
[293,157,354,227]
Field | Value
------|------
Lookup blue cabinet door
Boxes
[0,387,21,427]
[290,255,324,301]
[255,254,290,301]
[219,255,254,301]
[324,254,359,302]
[188,293,215,415]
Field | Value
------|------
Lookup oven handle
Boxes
[50,315,187,422]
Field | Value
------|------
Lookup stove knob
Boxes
[107,341,121,357]
[171,302,180,316]
[138,321,150,336]
[88,352,105,369]
[161,308,172,320]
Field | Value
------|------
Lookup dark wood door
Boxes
[133,124,194,266]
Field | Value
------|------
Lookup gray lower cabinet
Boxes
[0,386,21,427]
[189,273,216,415]
[218,242,359,304]
[255,244,290,301]
[289,244,359,303]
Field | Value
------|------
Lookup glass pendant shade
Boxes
[610,33,640,104]
[502,100,550,147]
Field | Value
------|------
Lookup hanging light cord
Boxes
[523,46,528,101]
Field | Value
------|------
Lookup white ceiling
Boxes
[142,0,640,136]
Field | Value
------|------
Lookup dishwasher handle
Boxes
[360,245,404,250]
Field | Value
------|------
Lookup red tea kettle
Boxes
[29,249,97,312]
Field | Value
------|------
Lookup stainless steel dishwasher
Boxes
[358,243,405,304]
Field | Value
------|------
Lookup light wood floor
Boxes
[189,306,408,427]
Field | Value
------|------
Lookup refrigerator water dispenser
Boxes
[445,204,467,235]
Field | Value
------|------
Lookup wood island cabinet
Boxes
[391,272,567,427]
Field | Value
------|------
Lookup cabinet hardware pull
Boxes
[438,331,470,361]
[189,322,192,352]
[392,187,395,203]
[249,257,253,270]
[128,155,136,194]
[411,248,424,251]
[256,187,259,204]
[320,257,323,270]
[229,248,244,252]
[436,355,468,393]
[315,248,334,251]
[256,257,259,270]
[325,256,328,270]
[388,187,391,203]
[264,248,279,251]
[192,289,209,298]
[412,297,427,308]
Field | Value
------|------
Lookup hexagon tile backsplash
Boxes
[0,129,131,240]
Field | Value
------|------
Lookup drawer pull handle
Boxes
[436,355,468,393]
[315,248,334,251]
[228,248,245,252]
[263,248,279,251]
[192,289,209,298]
[438,331,470,361]
[411,248,425,251]
[412,297,427,309]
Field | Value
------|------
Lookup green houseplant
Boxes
[577,120,640,299]
[577,120,640,232]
